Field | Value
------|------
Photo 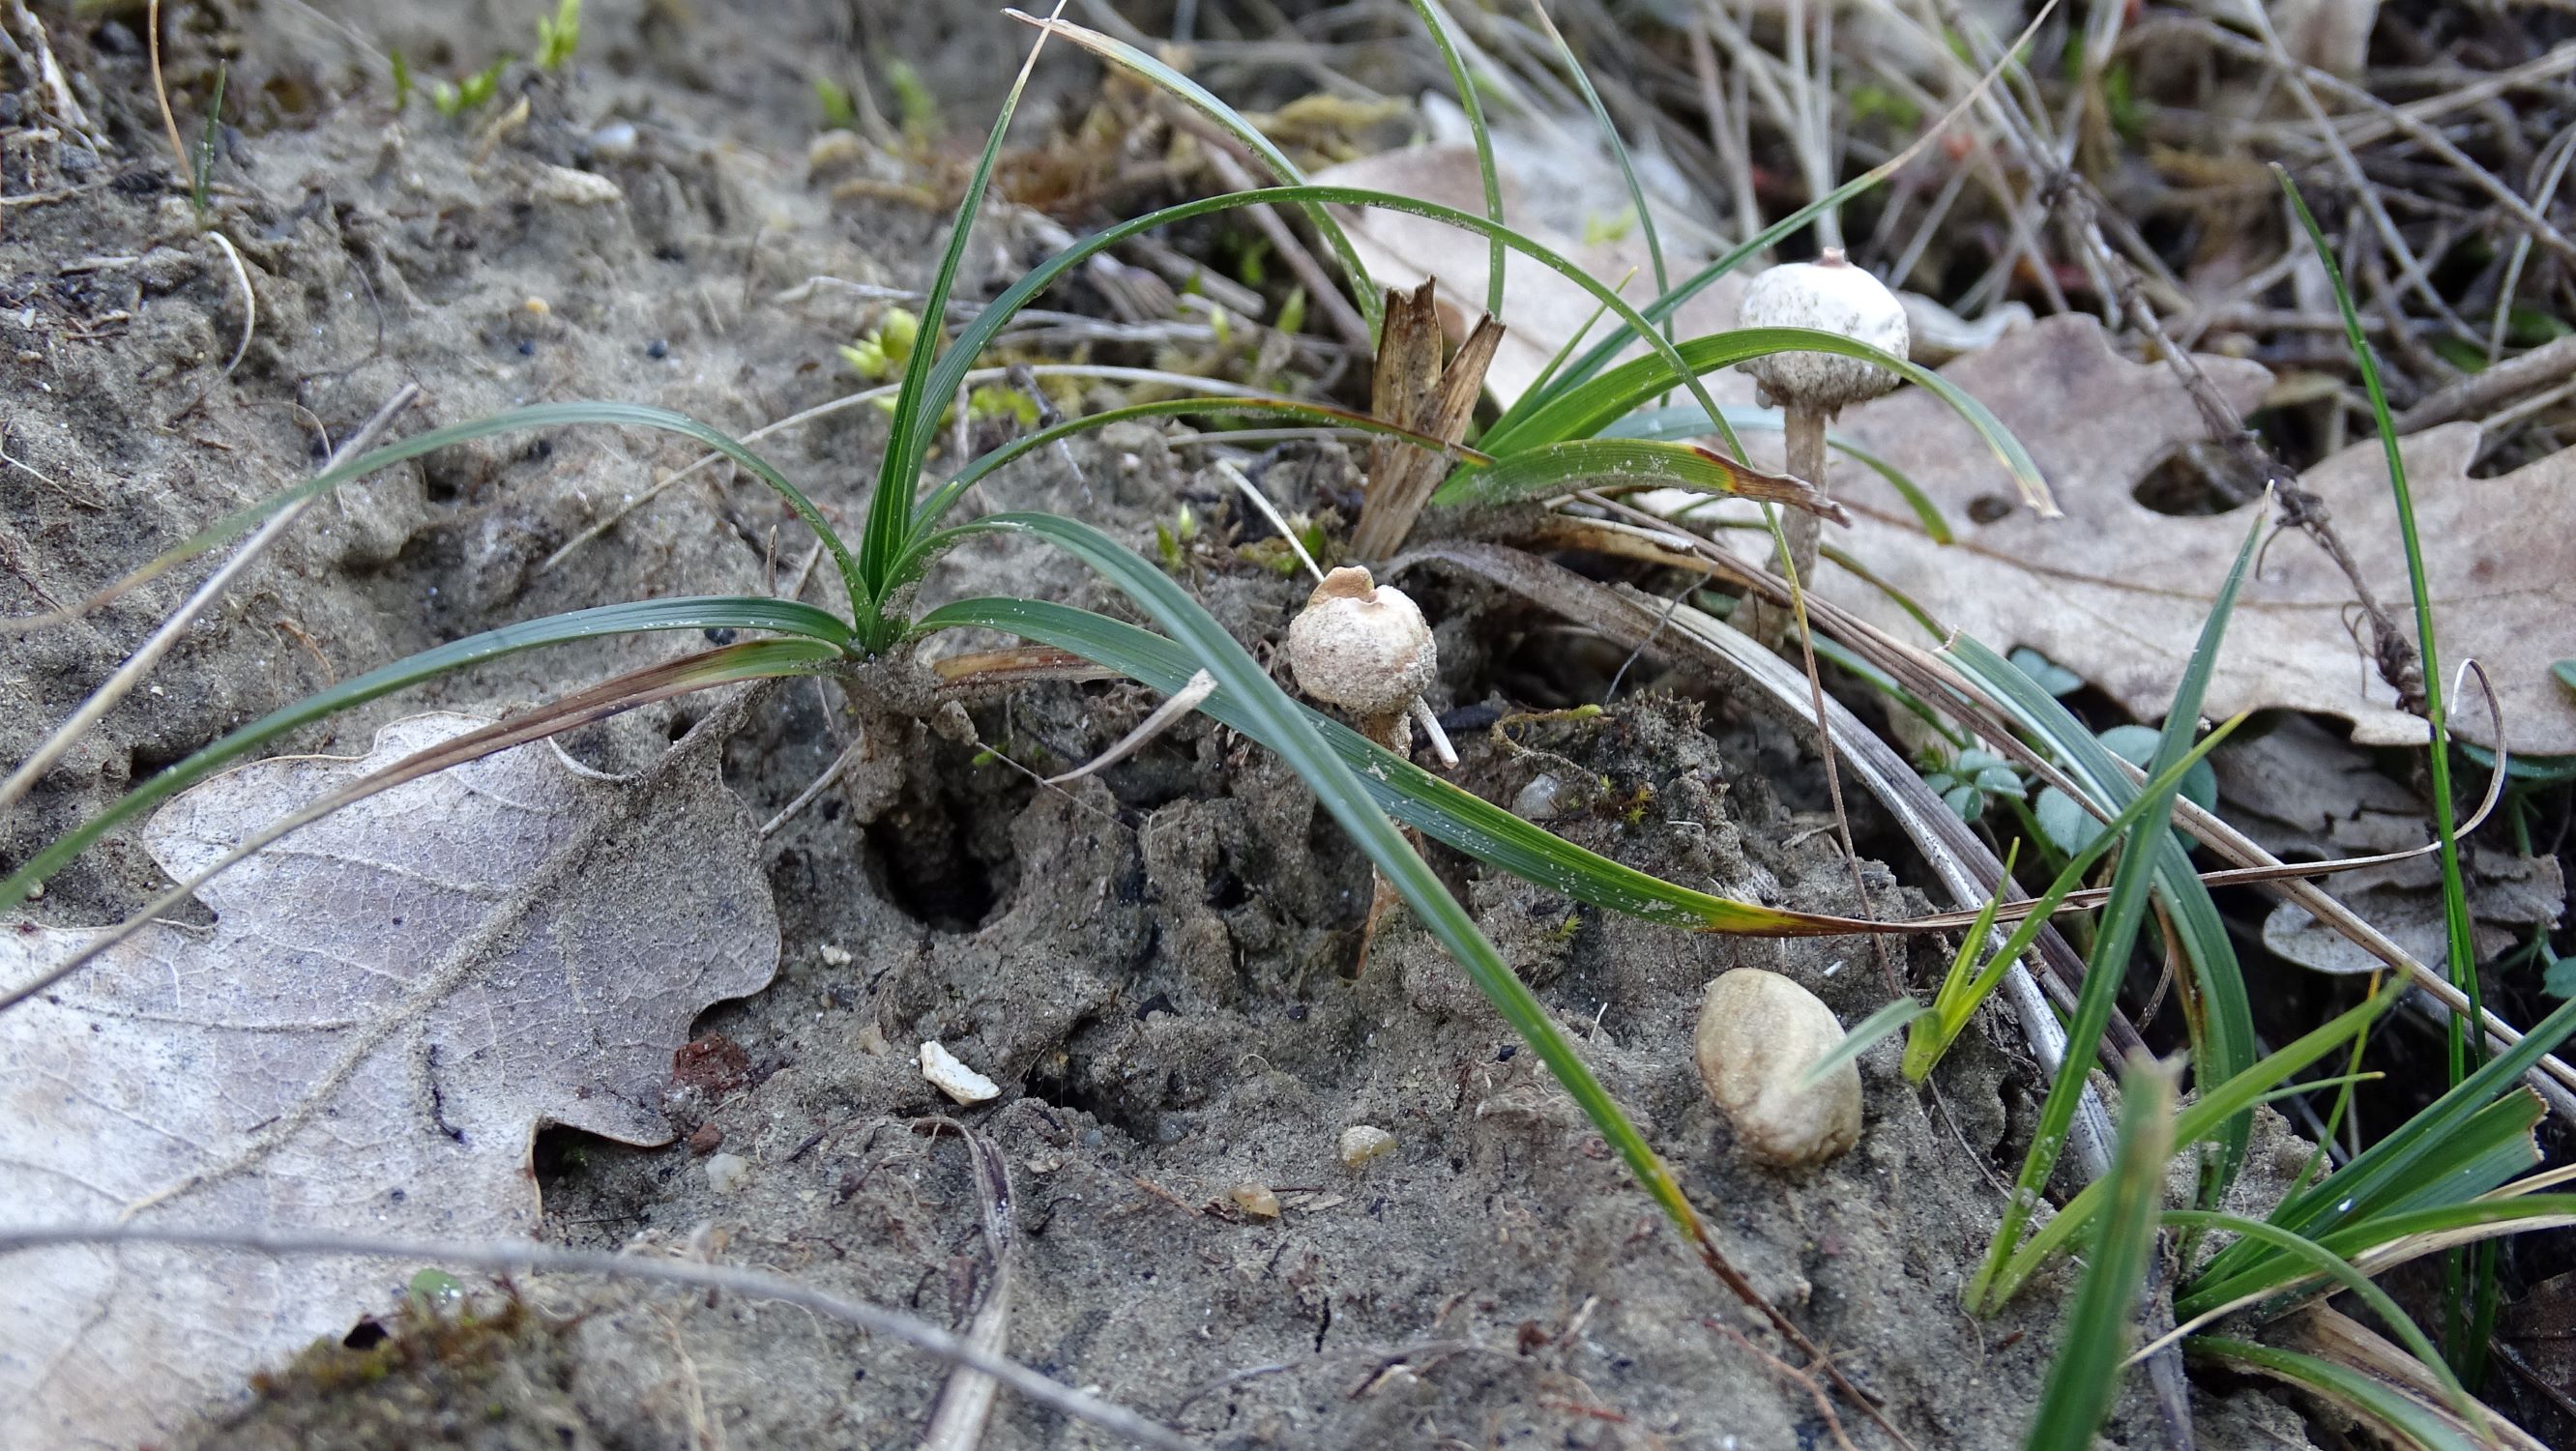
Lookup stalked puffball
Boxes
[1286,566,1436,722]
[1735,248,1911,417]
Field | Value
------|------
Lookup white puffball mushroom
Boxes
[1736,248,1911,417]
[703,1152,751,1194]
[1338,1124,1398,1168]
[919,1039,1002,1105]
[1694,969,1862,1168]
[1286,566,1436,722]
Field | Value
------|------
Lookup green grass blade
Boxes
[1986,990,2399,1306]
[927,513,1723,1267]
[0,596,845,916]
[2193,992,2576,1291]
[1478,328,2049,517]
[1005,10,1381,339]
[861,15,1055,607]
[1408,0,1506,316]
[2160,1208,2476,1427]
[1496,165,1894,431]
[1529,0,1665,305]
[903,185,1769,508]
[26,404,864,627]
[1797,996,1927,1092]
[918,595,1866,937]
[1972,508,2266,1315]
[2023,1054,2176,1451]
[1946,633,2258,1203]
[1905,716,2245,1081]
[2280,165,2491,1378]
[1517,288,1623,407]
[1606,405,1954,542]
[2181,1188,2576,1323]
[2278,168,2477,1072]
[2195,1094,2544,1304]
[1432,437,1814,508]
[906,395,1487,541]
[2185,1337,2483,1451]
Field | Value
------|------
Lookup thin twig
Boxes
[1215,459,1322,583]
[145,0,188,181]
[2394,333,2576,432]
[1045,671,1216,786]
[761,731,869,838]
[916,1119,1017,1451]
[1179,114,1375,353]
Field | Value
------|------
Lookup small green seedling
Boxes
[1921,746,2024,822]
[884,57,938,142]
[431,59,506,118]
[536,0,582,70]
[839,306,922,384]
[190,62,227,218]
[813,76,859,131]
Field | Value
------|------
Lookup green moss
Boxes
[194,1292,592,1451]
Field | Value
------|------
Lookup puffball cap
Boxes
[1287,566,1436,717]
[1736,249,1910,415]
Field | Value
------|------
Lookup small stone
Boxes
[818,943,853,968]
[533,163,627,209]
[703,1152,750,1194]
[587,120,639,160]
[920,1040,1001,1105]
[522,295,550,317]
[1338,1124,1396,1169]
[1694,969,1863,1168]
[1231,1182,1281,1218]
[686,1122,724,1155]
[1510,771,1567,819]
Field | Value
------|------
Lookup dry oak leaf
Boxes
[2213,716,2564,973]
[0,711,779,1449]
[1817,315,2576,755]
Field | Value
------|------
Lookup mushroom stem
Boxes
[1742,406,1829,646]
[1355,708,1420,972]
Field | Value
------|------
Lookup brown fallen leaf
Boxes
[2213,716,2564,973]
[1813,315,2576,755]
[0,711,778,1447]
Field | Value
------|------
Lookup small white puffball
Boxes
[703,1152,751,1194]
[1694,969,1863,1168]
[1736,249,1911,417]
[1286,566,1436,719]
[919,1040,1002,1105]
[1338,1124,1397,1168]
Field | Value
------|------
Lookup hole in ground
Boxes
[861,735,1026,932]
